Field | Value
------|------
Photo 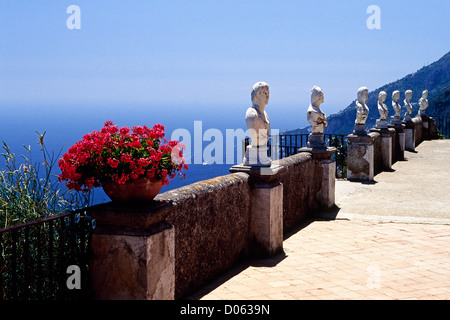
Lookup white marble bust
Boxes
[392,90,401,117]
[245,82,270,147]
[355,87,369,125]
[403,90,413,121]
[307,86,327,134]
[244,81,271,166]
[377,91,389,121]
[418,90,429,116]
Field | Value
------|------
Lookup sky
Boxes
[1,0,450,131]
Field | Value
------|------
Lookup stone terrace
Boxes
[187,140,450,300]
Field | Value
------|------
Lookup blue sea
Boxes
[0,102,307,204]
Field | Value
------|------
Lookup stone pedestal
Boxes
[390,115,402,127]
[388,123,405,162]
[375,119,388,129]
[346,134,374,181]
[89,201,175,300]
[298,147,336,209]
[307,133,327,149]
[370,127,395,170]
[243,145,271,167]
[353,123,368,135]
[404,114,412,122]
[230,164,284,257]
[403,120,415,152]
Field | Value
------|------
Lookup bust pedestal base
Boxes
[230,163,284,257]
[298,147,336,208]
[388,123,406,162]
[346,134,375,181]
[402,120,416,152]
[370,128,395,170]
[243,145,271,167]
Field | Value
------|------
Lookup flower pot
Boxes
[102,177,163,203]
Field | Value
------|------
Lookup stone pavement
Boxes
[185,140,450,300]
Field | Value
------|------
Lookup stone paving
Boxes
[186,140,450,300]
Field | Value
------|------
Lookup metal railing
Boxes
[431,115,450,139]
[0,208,94,300]
[244,133,348,179]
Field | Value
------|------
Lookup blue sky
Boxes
[1,0,449,120]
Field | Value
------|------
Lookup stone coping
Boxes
[156,172,249,204]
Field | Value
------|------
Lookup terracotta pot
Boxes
[102,177,163,203]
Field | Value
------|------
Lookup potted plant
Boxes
[58,120,188,202]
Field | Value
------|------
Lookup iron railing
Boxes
[431,115,450,139]
[0,208,94,300]
[244,133,348,179]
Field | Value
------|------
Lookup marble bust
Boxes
[353,87,369,134]
[418,90,429,116]
[392,90,401,117]
[306,86,328,148]
[243,81,271,166]
[307,86,327,134]
[376,91,388,128]
[403,90,413,122]
[355,87,370,125]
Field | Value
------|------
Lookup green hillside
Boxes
[287,50,450,135]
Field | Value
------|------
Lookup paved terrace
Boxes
[186,140,450,300]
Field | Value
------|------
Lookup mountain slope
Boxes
[287,51,450,135]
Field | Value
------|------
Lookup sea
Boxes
[0,102,307,205]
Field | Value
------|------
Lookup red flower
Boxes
[107,157,119,168]
[120,126,130,135]
[58,120,187,192]
[120,154,132,163]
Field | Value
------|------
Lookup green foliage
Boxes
[431,84,450,116]
[328,135,348,179]
[0,132,91,229]
[0,132,94,300]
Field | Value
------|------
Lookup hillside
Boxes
[287,50,450,135]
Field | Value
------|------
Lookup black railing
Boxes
[0,208,94,300]
[431,115,450,139]
[244,133,348,179]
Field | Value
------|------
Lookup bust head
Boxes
[378,91,387,103]
[392,90,400,102]
[357,87,369,103]
[422,90,428,98]
[311,86,324,107]
[251,82,270,108]
[405,90,412,101]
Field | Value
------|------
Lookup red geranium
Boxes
[58,121,188,192]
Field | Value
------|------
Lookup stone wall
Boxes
[371,132,383,176]
[158,173,250,299]
[154,151,329,298]
[413,116,423,147]
[277,152,318,232]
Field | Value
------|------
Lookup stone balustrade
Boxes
[88,148,335,299]
[87,83,440,300]
[347,114,438,182]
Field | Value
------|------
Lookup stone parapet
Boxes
[388,123,406,162]
[89,202,176,300]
